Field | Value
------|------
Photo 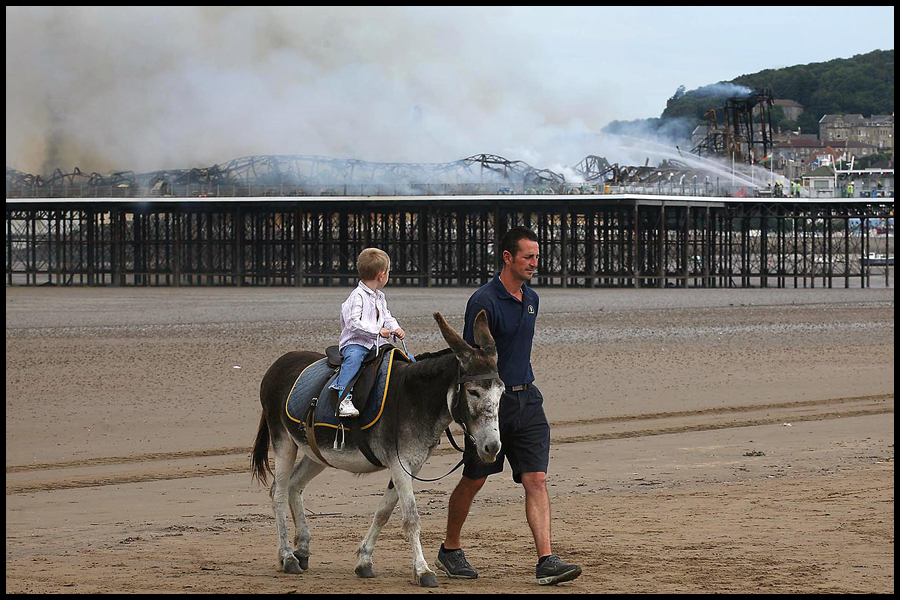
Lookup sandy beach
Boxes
[5,284,894,593]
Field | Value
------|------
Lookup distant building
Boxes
[774,99,804,122]
[819,114,893,151]
[774,138,880,179]
[802,166,838,197]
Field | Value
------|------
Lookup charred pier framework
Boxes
[6,195,893,288]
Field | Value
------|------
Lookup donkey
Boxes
[251,311,502,587]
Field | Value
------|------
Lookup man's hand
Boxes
[379,327,392,339]
[392,328,406,340]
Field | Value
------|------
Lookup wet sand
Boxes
[5,285,894,593]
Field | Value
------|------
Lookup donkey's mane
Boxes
[412,347,453,362]
[406,348,456,383]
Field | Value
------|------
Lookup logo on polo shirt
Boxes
[527,304,535,314]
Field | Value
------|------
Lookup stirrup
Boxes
[333,423,346,450]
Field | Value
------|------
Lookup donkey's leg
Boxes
[271,438,302,574]
[389,466,439,588]
[354,480,399,578]
[288,456,326,571]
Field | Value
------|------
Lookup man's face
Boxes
[504,239,539,281]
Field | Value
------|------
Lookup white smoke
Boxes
[5,6,623,176]
[690,82,754,98]
[6,6,838,185]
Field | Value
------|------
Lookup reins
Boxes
[394,361,499,483]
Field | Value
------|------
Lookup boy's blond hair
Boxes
[357,248,391,280]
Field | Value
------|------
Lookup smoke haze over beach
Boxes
[5,6,894,176]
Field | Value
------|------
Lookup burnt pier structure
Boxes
[6,194,893,288]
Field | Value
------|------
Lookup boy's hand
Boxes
[393,328,405,340]
[379,327,392,339]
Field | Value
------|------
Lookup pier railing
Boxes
[6,195,893,288]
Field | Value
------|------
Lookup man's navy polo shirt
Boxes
[463,272,539,387]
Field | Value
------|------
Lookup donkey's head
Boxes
[434,311,502,464]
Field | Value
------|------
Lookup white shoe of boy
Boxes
[338,396,360,418]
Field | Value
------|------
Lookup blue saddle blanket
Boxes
[285,348,410,431]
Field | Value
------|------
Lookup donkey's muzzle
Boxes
[480,440,501,463]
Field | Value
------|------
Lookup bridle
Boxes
[450,363,500,445]
[395,362,500,483]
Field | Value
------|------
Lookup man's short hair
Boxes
[357,248,391,280]
[501,226,539,258]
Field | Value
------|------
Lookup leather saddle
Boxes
[284,344,411,469]
[325,344,383,411]
[310,344,401,468]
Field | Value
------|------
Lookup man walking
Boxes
[435,226,582,586]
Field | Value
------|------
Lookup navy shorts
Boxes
[462,384,550,484]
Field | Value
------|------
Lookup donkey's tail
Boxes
[251,411,272,486]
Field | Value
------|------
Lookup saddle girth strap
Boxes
[348,417,384,468]
[305,397,334,468]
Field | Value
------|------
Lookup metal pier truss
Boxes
[6,154,566,199]
[6,196,892,288]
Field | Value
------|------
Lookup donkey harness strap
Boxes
[305,396,334,468]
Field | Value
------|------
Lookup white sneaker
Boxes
[338,397,359,418]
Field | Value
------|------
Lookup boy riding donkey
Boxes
[329,248,407,418]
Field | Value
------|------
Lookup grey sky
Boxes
[5,6,894,176]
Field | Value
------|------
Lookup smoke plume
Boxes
[6,7,623,176]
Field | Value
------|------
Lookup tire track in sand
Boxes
[6,394,892,495]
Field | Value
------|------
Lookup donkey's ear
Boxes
[434,312,473,361]
[472,309,496,355]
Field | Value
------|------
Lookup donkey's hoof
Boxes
[282,555,304,575]
[355,564,376,578]
[292,551,309,571]
[418,572,439,588]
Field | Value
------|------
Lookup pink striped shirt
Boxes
[339,281,401,350]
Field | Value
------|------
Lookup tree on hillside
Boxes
[732,49,893,129]
[658,49,893,135]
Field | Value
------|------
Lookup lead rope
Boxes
[394,363,493,483]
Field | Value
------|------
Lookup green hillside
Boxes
[731,49,894,132]
[606,49,893,140]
